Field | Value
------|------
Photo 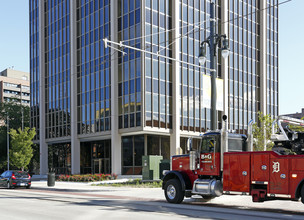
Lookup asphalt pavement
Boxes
[30,180,304,214]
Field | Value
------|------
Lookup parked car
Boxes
[0,170,31,189]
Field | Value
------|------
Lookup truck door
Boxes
[199,135,220,176]
[269,157,289,195]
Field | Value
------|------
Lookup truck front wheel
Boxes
[164,179,184,204]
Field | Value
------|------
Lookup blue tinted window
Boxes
[136,78,141,92]
[136,60,141,77]
[135,0,140,8]
[123,14,128,29]
[100,8,104,23]
[130,80,135,93]
[153,79,158,93]
[124,81,129,95]
[146,78,151,92]
[135,9,140,24]
[105,6,109,22]
[105,87,109,99]
[146,9,151,22]
[153,11,158,25]
[90,1,93,13]
[152,0,158,10]
[129,12,134,26]
[100,88,104,100]
[123,0,128,14]
[130,0,134,11]
[104,24,109,36]
[146,0,151,8]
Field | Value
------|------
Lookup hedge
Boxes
[56,173,118,182]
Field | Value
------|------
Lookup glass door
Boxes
[93,159,102,174]
[122,135,144,175]
[91,140,111,174]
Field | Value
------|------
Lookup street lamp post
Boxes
[198,2,230,130]
[21,107,24,131]
[7,115,9,171]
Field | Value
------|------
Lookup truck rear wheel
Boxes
[164,179,184,204]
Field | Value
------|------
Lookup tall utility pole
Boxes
[198,2,229,130]
[209,2,217,131]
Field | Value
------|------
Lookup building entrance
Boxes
[93,159,102,174]
[122,135,144,175]
[93,158,110,174]
[91,140,111,174]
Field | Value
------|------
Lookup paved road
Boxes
[0,182,303,220]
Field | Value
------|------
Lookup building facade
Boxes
[30,0,278,175]
[0,69,30,105]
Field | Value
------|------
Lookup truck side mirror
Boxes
[189,151,197,170]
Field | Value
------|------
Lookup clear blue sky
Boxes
[279,0,304,114]
[0,0,302,115]
[0,0,29,72]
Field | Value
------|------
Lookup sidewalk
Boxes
[31,180,164,200]
[30,180,304,213]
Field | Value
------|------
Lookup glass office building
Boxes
[30,0,278,175]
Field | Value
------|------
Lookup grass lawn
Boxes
[93,179,162,188]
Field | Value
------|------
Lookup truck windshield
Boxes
[200,137,216,153]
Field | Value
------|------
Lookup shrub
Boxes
[56,173,118,182]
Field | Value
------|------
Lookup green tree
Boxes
[0,100,30,129]
[0,101,30,172]
[9,127,36,171]
[252,112,275,151]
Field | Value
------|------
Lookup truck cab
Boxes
[165,130,248,203]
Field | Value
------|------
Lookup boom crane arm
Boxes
[271,116,304,154]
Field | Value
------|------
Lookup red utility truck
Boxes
[162,116,304,204]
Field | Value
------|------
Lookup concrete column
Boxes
[170,0,181,155]
[221,0,229,126]
[260,1,268,151]
[110,0,122,175]
[38,0,48,175]
[260,1,267,115]
[70,0,80,174]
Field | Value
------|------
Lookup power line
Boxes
[117,0,290,49]
[157,0,291,54]
[101,0,290,68]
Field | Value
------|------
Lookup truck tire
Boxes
[301,185,304,204]
[164,179,184,204]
